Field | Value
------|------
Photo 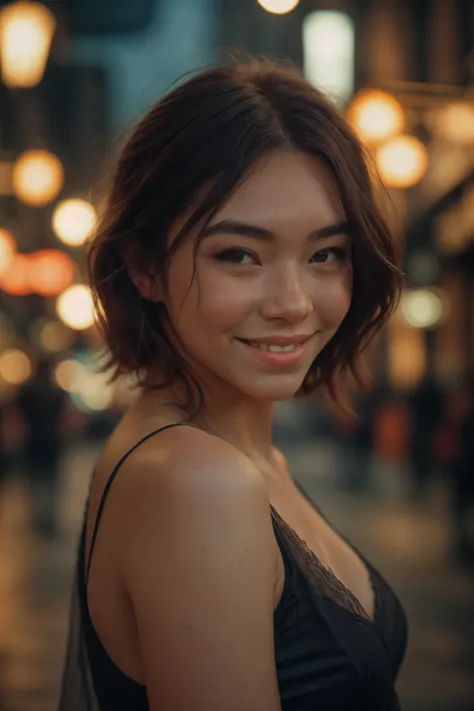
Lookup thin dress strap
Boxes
[85,422,183,586]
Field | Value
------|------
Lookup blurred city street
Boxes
[0,437,473,711]
[0,0,474,709]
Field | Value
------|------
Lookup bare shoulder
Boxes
[115,423,277,581]
[120,423,270,502]
[90,421,267,509]
[113,425,281,710]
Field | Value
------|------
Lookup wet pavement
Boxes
[0,438,473,711]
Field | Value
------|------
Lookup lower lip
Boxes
[237,339,309,367]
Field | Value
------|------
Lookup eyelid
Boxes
[313,245,349,256]
[215,247,257,257]
[213,247,259,264]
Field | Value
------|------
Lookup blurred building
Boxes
[0,0,473,434]
[218,0,474,393]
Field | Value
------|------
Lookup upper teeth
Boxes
[249,342,298,352]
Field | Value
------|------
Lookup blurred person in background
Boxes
[59,59,405,711]
[333,389,378,493]
[0,392,24,495]
[17,356,68,538]
[449,384,474,565]
[408,374,445,501]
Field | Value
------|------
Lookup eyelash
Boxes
[214,247,349,265]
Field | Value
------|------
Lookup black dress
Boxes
[58,423,408,711]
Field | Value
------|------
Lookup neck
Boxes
[139,371,277,465]
[194,392,276,464]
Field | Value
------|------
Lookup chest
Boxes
[268,478,375,622]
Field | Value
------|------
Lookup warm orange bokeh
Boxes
[29,249,75,296]
[12,149,63,206]
[0,228,16,275]
[0,249,76,296]
[0,253,32,295]
[346,89,404,144]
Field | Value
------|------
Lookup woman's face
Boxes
[162,150,353,402]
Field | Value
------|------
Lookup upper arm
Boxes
[121,433,282,711]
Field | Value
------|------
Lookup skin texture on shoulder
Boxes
[112,425,282,711]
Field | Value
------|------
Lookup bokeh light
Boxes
[435,102,474,144]
[376,135,429,189]
[52,199,97,246]
[0,253,32,295]
[0,228,16,275]
[77,371,114,411]
[54,358,85,393]
[387,318,426,390]
[54,357,114,411]
[40,320,75,352]
[29,317,75,353]
[434,187,474,255]
[302,11,355,106]
[0,348,32,384]
[399,288,449,329]
[29,249,76,297]
[256,0,299,14]
[55,284,95,330]
[0,1,56,88]
[12,149,63,206]
[346,89,404,144]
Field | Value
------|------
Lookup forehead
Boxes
[212,150,345,229]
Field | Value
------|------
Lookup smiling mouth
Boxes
[236,338,310,367]
[240,341,300,353]
[237,333,314,352]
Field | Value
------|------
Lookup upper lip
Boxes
[239,335,313,346]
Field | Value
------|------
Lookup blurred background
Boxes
[0,0,473,709]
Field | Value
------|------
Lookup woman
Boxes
[59,59,406,711]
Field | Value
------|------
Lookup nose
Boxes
[259,265,313,324]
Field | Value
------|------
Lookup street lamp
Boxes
[257,0,299,15]
[0,1,56,88]
[346,89,405,144]
[376,135,429,189]
[302,11,355,106]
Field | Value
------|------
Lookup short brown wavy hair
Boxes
[87,58,403,415]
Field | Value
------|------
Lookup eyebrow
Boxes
[200,219,350,242]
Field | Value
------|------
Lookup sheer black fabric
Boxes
[58,525,99,711]
[58,425,184,711]
[58,425,408,710]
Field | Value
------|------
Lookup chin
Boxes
[236,375,307,402]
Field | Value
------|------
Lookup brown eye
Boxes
[214,248,257,265]
[310,247,347,263]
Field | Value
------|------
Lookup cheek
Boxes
[166,262,247,337]
[314,272,352,326]
[162,249,198,333]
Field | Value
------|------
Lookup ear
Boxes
[121,246,165,302]
[129,268,165,302]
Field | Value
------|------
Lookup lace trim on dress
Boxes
[270,505,373,625]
